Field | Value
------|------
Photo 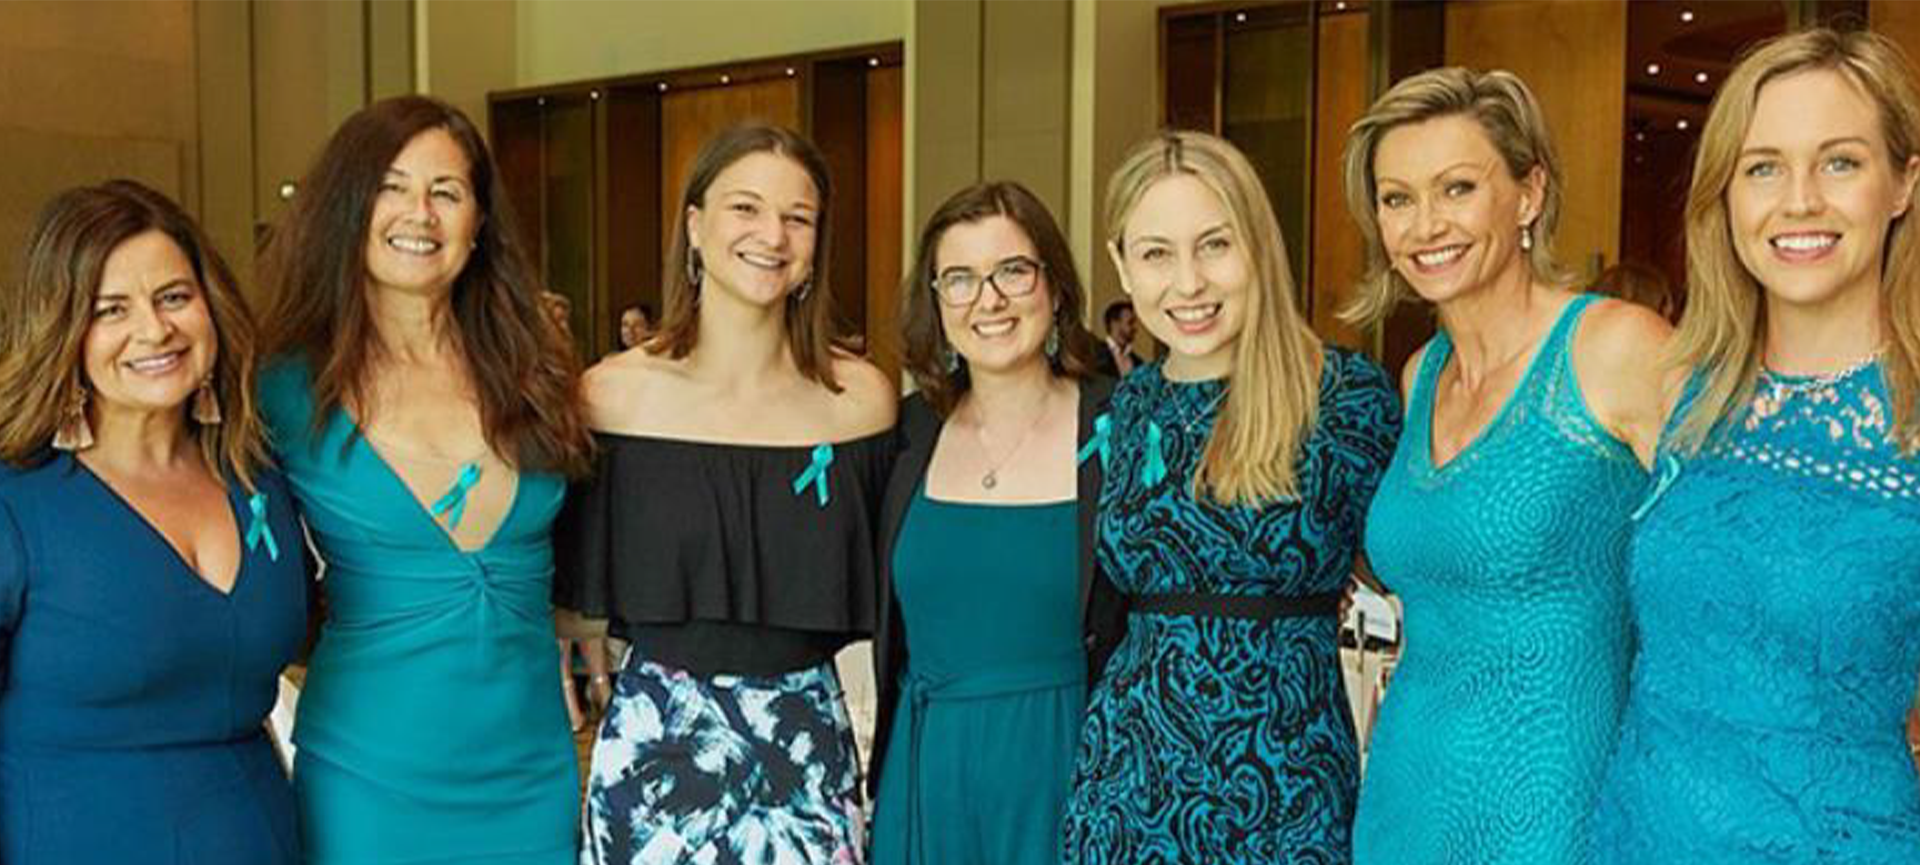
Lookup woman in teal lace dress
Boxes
[1592,29,1920,863]
[257,96,594,864]
[1342,69,1672,864]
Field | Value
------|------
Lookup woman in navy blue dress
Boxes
[0,181,306,864]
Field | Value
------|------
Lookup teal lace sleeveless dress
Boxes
[1354,295,1648,864]
[1591,360,1920,863]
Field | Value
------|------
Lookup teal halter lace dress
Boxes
[1354,295,1648,864]
[1591,359,1920,863]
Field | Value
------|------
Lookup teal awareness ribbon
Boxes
[1141,421,1168,487]
[1629,453,1681,522]
[429,462,482,530]
[245,491,280,561]
[1076,413,1112,470]
[791,443,834,507]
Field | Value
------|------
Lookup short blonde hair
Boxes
[1340,67,1573,326]
[1670,27,1920,455]
[1107,131,1323,505]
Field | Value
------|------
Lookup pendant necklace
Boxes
[972,391,1053,490]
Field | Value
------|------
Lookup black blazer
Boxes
[867,377,1127,797]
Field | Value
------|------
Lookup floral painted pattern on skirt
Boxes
[580,653,866,865]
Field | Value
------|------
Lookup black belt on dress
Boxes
[1128,591,1341,620]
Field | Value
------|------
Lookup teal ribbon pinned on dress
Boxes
[1629,453,1681,522]
[246,491,280,561]
[791,443,834,507]
[429,462,482,530]
[1076,413,1112,470]
[1141,421,1168,487]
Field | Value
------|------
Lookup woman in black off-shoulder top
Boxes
[554,125,897,865]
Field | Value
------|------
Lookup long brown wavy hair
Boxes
[647,125,845,391]
[259,95,591,475]
[901,180,1096,416]
[0,180,270,488]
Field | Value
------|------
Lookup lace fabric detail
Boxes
[1724,367,1917,502]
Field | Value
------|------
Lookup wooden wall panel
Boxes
[659,78,802,249]
[1309,8,1370,350]
[865,65,906,380]
[1872,1,1920,59]
[1447,0,1626,284]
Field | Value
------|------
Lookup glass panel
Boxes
[543,94,595,356]
[1222,3,1313,291]
[1165,15,1218,132]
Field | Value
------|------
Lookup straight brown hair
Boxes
[646,124,846,391]
[259,95,591,476]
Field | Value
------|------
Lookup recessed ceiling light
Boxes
[869,57,881,67]
[1680,9,1695,23]
[1335,1,1348,9]
[1695,72,1709,84]
[719,74,731,84]
[1647,63,1662,76]
[1677,119,1690,131]
[1635,131,1647,142]
[1235,12,1247,23]
[657,82,668,92]
[785,67,796,77]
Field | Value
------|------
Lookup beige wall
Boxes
[1447,0,1626,281]
[418,0,516,136]
[0,0,199,279]
[514,0,907,88]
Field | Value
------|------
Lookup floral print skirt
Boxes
[580,652,865,865]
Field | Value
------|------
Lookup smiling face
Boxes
[83,230,219,420]
[686,150,820,308]
[1372,113,1542,305]
[933,214,1055,376]
[364,127,481,298]
[1111,173,1250,379]
[1728,68,1919,313]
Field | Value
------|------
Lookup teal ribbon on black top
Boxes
[1076,413,1112,470]
[1141,421,1168,487]
[791,443,834,507]
[429,462,482,530]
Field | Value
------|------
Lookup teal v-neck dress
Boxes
[259,359,578,865]
[1354,295,1647,864]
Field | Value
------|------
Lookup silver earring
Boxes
[793,277,813,302]
[192,377,223,425]
[1520,223,1534,252]
[1044,325,1060,359]
[686,250,704,286]
[941,345,960,373]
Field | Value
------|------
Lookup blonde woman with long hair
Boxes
[1592,28,1920,863]
[1060,131,1401,864]
[1342,67,1671,864]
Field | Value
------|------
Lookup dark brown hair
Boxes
[0,180,269,487]
[259,95,591,475]
[647,124,845,390]
[902,181,1095,416]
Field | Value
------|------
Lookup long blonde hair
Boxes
[1669,28,1920,455]
[1339,67,1575,326]
[1106,131,1324,505]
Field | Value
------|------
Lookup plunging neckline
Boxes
[1421,296,1582,474]
[73,457,247,597]
[352,428,524,554]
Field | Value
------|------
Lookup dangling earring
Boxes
[1519,222,1535,252]
[1044,324,1061,359]
[193,377,223,425]
[686,250,704,286]
[52,387,94,451]
[941,345,961,374]
[792,276,814,303]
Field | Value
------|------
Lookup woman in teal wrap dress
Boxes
[1339,69,1672,864]
[257,96,595,865]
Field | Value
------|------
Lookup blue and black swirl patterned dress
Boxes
[1061,347,1400,865]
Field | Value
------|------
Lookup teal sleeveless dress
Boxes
[258,359,578,865]
[1353,295,1647,864]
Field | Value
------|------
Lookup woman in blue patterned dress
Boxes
[555,125,896,865]
[1060,131,1401,864]
[0,181,305,864]
[1592,28,1920,863]
[1342,69,1673,865]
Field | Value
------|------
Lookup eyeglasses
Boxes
[932,256,1045,307]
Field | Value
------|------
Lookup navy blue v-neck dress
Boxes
[0,453,307,865]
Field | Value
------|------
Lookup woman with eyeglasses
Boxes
[868,181,1126,865]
